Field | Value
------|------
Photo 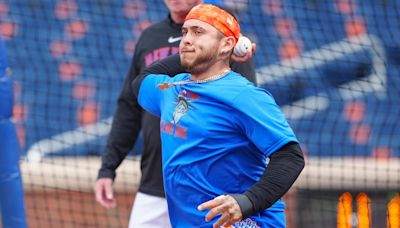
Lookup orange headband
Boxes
[185,4,240,42]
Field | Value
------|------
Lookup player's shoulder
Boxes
[227,72,275,104]
[225,71,257,90]
[210,72,256,103]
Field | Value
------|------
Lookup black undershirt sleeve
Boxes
[132,54,184,97]
[97,45,143,180]
[230,142,305,219]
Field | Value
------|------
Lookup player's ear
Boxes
[220,36,236,55]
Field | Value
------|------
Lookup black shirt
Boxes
[98,15,256,197]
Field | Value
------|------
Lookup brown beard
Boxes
[180,47,217,74]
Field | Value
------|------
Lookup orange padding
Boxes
[185,4,240,42]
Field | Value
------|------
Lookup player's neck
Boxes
[190,62,230,82]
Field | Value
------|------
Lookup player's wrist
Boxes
[228,194,254,219]
[97,168,116,180]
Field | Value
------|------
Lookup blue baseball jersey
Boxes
[138,71,298,227]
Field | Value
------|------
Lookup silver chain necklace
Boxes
[157,68,231,90]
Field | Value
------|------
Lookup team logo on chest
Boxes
[171,89,199,125]
[160,89,199,140]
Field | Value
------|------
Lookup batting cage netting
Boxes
[1,0,399,227]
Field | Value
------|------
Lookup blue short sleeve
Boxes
[138,74,170,117]
[233,87,298,157]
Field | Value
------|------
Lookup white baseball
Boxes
[233,36,252,57]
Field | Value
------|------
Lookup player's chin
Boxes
[181,59,195,71]
[181,53,195,63]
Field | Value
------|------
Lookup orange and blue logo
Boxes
[160,89,199,140]
[171,89,199,125]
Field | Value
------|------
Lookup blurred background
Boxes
[1,0,399,227]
